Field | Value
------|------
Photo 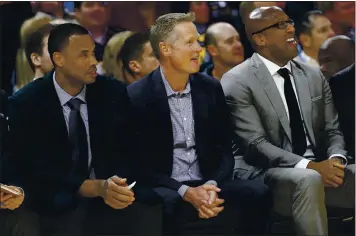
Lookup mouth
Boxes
[88,70,97,76]
[190,58,199,64]
[286,37,298,45]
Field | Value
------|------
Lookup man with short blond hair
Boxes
[128,12,270,234]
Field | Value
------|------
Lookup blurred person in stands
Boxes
[6,23,162,236]
[295,10,335,67]
[14,15,52,92]
[318,35,355,80]
[204,22,244,80]
[316,2,355,41]
[74,1,121,61]
[128,12,270,235]
[31,1,75,21]
[25,24,55,81]
[319,36,355,159]
[221,6,355,235]
[119,32,159,85]
[101,31,134,78]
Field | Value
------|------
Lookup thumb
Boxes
[111,176,127,184]
[203,185,221,192]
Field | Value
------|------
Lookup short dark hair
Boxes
[48,23,89,67]
[205,30,216,46]
[118,32,150,76]
[25,24,55,72]
[74,2,83,9]
[296,10,324,38]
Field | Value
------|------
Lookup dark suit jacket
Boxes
[127,68,234,191]
[5,71,135,213]
[329,64,355,158]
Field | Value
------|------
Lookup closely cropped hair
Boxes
[150,12,195,59]
[48,23,89,67]
[25,24,55,72]
[295,10,324,38]
[119,32,150,76]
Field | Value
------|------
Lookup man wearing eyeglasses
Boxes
[221,6,355,236]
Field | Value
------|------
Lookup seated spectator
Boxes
[15,14,52,91]
[295,10,335,67]
[119,32,159,85]
[128,12,270,235]
[318,35,355,80]
[31,1,75,22]
[204,22,244,80]
[25,24,55,81]
[74,1,123,61]
[101,31,134,78]
[6,23,162,236]
[328,64,355,159]
[221,6,355,235]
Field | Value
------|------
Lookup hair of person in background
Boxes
[102,31,134,80]
[25,24,55,72]
[47,23,89,67]
[295,10,324,38]
[15,14,52,90]
[119,32,150,76]
[149,12,195,60]
[239,1,276,24]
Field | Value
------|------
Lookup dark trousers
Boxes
[154,179,271,235]
[0,199,162,236]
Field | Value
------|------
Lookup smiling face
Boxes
[250,7,298,65]
[161,21,202,74]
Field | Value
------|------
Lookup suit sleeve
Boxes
[209,82,234,183]
[6,96,82,211]
[320,72,347,157]
[221,73,304,168]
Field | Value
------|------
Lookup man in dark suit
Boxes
[328,64,355,159]
[5,23,161,236]
[221,6,355,235]
[128,12,270,235]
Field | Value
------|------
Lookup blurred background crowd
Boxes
[0,1,355,95]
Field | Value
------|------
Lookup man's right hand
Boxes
[307,159,345,188]
[183,185,221,209]
[99,176,135,209]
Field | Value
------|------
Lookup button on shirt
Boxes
[53,73,95,178]
[257,54,346,167]
[160,68,216,197]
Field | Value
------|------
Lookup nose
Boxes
[194,41,202,53]
[328,29,335,38]
[91,54,98,66]
[286,23,295,34]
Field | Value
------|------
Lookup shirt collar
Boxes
[257,54,292,76]
[160,67,191,97]
[53,72,86,107]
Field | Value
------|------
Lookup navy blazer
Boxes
[5,71,135,213]
[128,68,234,191]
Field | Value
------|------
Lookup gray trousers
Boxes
[265,164,355,236]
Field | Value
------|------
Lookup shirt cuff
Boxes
[204,180,218,187]
[295,158,311,169]
[329,154,348,165]
[178,184,189,198]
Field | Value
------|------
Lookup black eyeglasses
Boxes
[252,19,295,36]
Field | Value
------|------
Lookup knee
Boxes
[298,169,323,188]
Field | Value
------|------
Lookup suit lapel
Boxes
[291,62,316,146]
[251,54,292,143]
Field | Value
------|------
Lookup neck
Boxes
[303,48,319,63]
[55,70,84,96]
[160,63,189,92]
[212,60,234,80]
[34,69,45,80]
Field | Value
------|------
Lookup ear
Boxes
[158,41,171,57]
[207,44,218,57]
[299,33,311,48]
[252,34,266,47]
[30,53,41,67]
[128,60,141,74]
[53,52,64,67]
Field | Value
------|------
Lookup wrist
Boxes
[306,161,317,170]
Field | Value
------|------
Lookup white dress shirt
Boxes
[257,54,346,168]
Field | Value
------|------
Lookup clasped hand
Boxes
[183,184,224,219]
